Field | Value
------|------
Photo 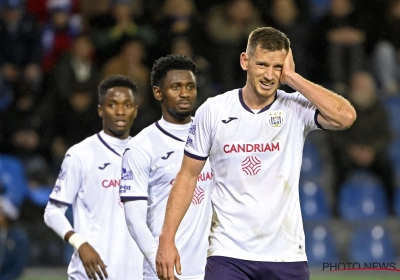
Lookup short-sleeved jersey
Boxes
[49,131,143,280]
[184,89,322,262]
[120,118,213,280]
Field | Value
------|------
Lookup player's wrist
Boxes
[68,233,88,250]
[158,233,175,244]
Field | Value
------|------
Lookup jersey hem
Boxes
[208,251,307,262]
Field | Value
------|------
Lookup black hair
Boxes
[98,75,138,105]
[151,54,197,88]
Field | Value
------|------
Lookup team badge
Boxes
[268,111,284,127]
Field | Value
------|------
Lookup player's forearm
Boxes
[286,72,356,129]
[44,201,74,240]
[159,172,197,242]
[124,200,158,273]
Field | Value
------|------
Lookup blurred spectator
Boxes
[372,0,400,95]
[0,0,42,109]
[153,0,209,59]
[309,0,375,95]
[100,38,160,136]
[89,0,156,65]
[41,0,83,74]
[50,82,100,171]
[206,0,264,91]
[329,71,395,214]
[0,81,53,169]
[0,196,29,280]
[170,36,216,111]
[101,38,150,106]
[263,0,311,80]
[50,34,100,102]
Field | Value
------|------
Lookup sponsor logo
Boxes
[242,156,261,176]
[161,151,174,160]
[186,137,193,146]
[269,112,284,127]
[121,168,133,180]
[198,171,213,182]
[57,169,66,180]
[53,185,61,193]
[102,179,120,188]
[189,123,196,135]
[192,186,204,205]
[99,163,111,170]
[222,117,238,124]
[223,142,280,153]
[119,185,131,193]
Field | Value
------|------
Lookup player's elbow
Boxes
[339,108,357,130]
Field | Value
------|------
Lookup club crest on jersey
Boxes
[268,111,284,127]
[121,168,133,180]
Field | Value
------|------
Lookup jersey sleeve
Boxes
[49,151,82,205]
[184,100,215,160]
[119,145,151,202]
[290,92,322,133]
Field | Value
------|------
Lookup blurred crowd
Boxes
[1,0,400,276]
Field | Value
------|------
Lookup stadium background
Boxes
[0,0,399,279]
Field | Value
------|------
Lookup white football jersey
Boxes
[185,89,322,262]
[49,131,143,280]
[120,118,213,279]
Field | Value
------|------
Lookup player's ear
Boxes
[153,86,162,101]
[240,52,249,71]
[98,104,103,118]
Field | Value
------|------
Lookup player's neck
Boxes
[242,86,276,110]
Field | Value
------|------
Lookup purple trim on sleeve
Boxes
[49,198,71,206]
[314,110,325,130]
[184,150,208,161]
[120,196,148,202]
[97,133,121,157]
[238,89,278,114]
[155,122,185,142]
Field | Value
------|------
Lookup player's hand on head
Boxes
[156,240,181,280]
[280,48,295,85]
[78,243,108,280]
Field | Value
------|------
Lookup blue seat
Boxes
[300,141,323,182]
[0,154,28,207]
[299,181,330,221]
[339,174,388,221]
[394,188,400,218]
[350,225,396,263]
[305,225,338,267]
[383,96,400,138]
[388,140,400,186]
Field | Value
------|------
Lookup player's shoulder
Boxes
[126,122,157,148]
[199,89,239,113]
[207,88,238,104]
[66,133,99,156]
[277,90,305,102]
